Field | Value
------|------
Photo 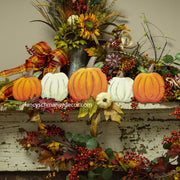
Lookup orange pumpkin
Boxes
[13,77,42,101]
[68,68,108,101]
[133,72,165,103]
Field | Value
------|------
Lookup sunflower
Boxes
[77,13,100,41]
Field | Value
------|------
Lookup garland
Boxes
[20,118,180,180]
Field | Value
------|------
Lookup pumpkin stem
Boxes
[86,56,97,68]
[55,65,61,73]
[28,69,34,77]
[118,71,124,78]
[148,63,155,73]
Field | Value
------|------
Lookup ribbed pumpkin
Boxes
[68,57,108,101]
[133,72,165,103]
[13,77,42,101]
[41,70,68,101]
[108,76,134,102]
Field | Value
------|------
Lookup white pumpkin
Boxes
[41,72,68,101]
[107,77,134,102]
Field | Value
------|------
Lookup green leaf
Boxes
[175,53,180,61]
[88,171,96,180]
[94,62,104,69]
[72,134,84,142]
[162,55,174,63]
[102,169,112,180]
[79,136,86,143]
[65,132,72,139]
[84,135,92,142]
[169,67,180,75]
[137,66,148,73]
[5,100,23,105]
[78,96,97,118]
[163,155,170,164]
[156,47,161,50]
[163,34,168,38]
[163,142,172,150]
[142,17,147,24]
[105,148,115,159]
[33,71,42,78]
[160,67,170,75]
[86,138,98,150]
[151,158,158,164]
[0,78,10,89]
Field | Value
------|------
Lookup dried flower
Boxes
[105,53,122,69]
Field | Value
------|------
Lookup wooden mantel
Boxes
[0,102,180,172]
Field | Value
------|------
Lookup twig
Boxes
[142,15,157,62]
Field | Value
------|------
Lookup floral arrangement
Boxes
[0,0,180,179]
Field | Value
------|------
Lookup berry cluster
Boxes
[45,124,65,138]
[20,131,40,149]
[130,97,138,110]
[121,59,135,72]
[54,98,77,122]
[25,45,35,56]
[169,107,180,119]
[163,73,176,101]
[123,150,150,177]
[111,39,121,50]
[67,146,101,180]
[70,0,87,13]
[162,129,180,145]
[101,62,113,81]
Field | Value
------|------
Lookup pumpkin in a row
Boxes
[41,66,68,101]
[107,72,134,102]
[133,66,165,103]
[68,57,108,101]
[13,75,42,102]
[13,67,69,102]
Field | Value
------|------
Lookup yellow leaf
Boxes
[59,161,66,170]
[104,109,122,124]
[78,96,97,118]
[89,101,97,118]
[90,112,100,137]
[110,110,122,124]
[31,113,41,123]
[78,106,89,118]
[112,102,124,114]
[114,152,128,172]
[99,149,109,161]
[104,109,111,121]
[48,142,60,154]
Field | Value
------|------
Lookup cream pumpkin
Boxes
[107,77,134,102]
[41,72,68,101]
